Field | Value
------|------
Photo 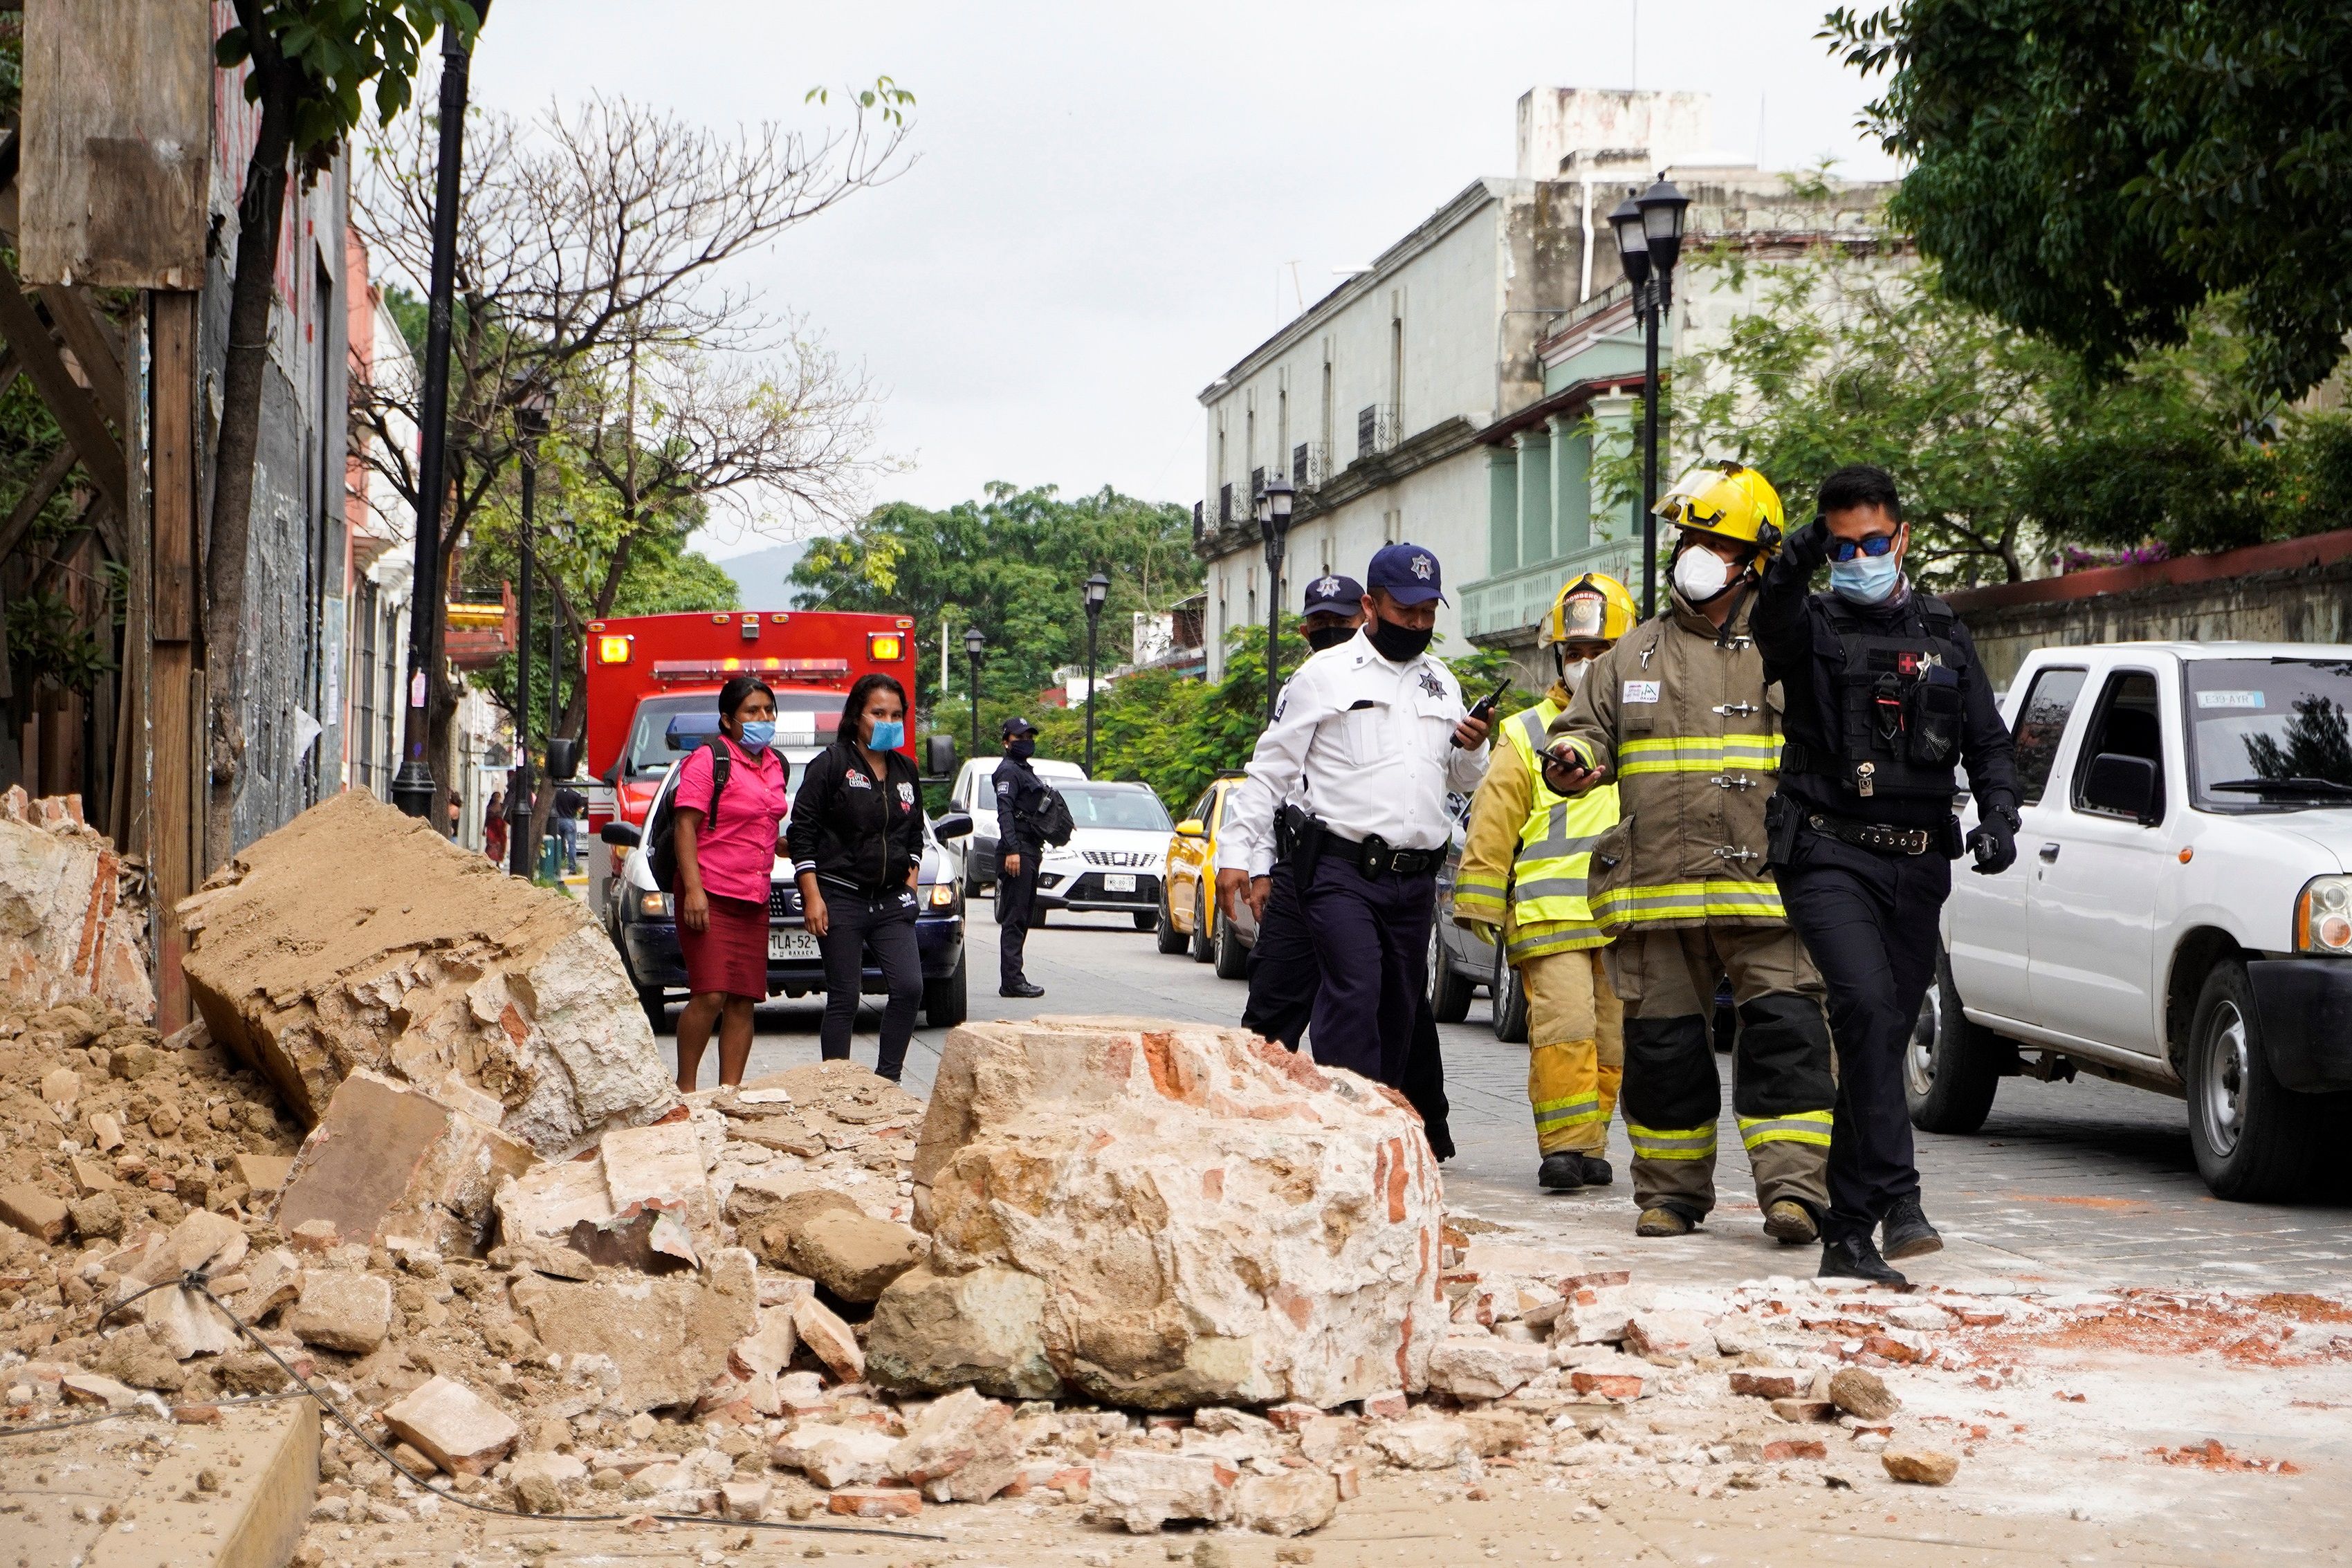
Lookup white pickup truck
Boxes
[1915,642,2352,1202]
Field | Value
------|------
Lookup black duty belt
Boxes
[1806,813,1933,856]
[1320,830,1442,878]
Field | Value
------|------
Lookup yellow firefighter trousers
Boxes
[1523,947,1624,1156]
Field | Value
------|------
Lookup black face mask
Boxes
[1366,614,1433,663]
[1006,737,1036,761]
[1305,622,1357,652]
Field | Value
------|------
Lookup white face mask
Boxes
[1561,657,1590,693]
[1672,544,1734,603]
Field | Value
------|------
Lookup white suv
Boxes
[1922,643,2352,1201]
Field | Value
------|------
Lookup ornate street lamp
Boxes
[1257,473,1295,723]
[507,381,549,876]
[1081,571,1110,776]
[964,625,986,762]
[1613,176,1689,619]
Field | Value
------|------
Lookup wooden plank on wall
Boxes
[17,0,212,289]
[0,256,127,518]
[149,292,197,643]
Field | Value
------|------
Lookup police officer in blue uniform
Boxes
[1754,464,2021,1284]
[992,717,1049,999]
[1219,544,1490,1085]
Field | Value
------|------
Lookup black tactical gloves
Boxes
[1965,801,2021,875]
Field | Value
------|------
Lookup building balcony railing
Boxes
[1460,533,1645,641]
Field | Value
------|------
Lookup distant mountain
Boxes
[713,539,816,608]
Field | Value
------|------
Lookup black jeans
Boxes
[995,854,1039,990]
[1776,827,1950,1245]
[816,882,923,1082]
[1299,856,1433,1087]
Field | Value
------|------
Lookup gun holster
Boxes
[1285,807,1328,884]
[1764,791,1803,869]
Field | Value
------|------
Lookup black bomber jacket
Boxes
[785,741,925,897]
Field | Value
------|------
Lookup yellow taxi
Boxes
[1155,769,1256,979]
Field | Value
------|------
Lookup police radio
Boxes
[1468,676,1512,724]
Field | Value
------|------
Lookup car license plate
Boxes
[769,930,820,961]
[1103,874,1137,892]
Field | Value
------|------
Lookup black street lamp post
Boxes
[1081,571,1109,776]
[1610,176,1690,620]
[391,14,486,820]
[964,626,986,762]
[1257,473,1295,723]
[507,386,547,876]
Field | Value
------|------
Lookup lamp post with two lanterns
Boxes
[1256,473,1295,724]
[1607,176,1691,620]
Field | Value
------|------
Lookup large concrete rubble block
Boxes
[276,1070,537,1256]
[511,1246,759,1412]
[0,788,154,1020]
[380,1374,522,1475]
[177,791,677,1157]
[876,1016,1446,1410]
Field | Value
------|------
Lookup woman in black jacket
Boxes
[787,673,926,1080]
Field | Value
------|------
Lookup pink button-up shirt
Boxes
[674,737,788,903]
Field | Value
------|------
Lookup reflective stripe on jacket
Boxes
[1547,593,1789,932]
[1453,686,1617,961]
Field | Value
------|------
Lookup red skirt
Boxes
[680,893,769,1000]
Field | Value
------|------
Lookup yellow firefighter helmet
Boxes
[1653,461,1787,557]
[1540,571,1638,649]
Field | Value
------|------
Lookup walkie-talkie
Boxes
[1469,676,1512,723]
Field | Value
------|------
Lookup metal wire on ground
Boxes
[2,1266,947,1542]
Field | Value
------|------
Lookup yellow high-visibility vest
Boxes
[1499,698,1620,930]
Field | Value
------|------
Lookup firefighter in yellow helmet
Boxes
[1536,464,1838,1244]
[1453,573,1637,1190]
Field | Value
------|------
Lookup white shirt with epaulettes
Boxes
[1217,629,1486,878]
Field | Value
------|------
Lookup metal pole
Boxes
[1263,544,1283,723]
[1083,609,1100,777]
[1638,275,1662,620]
[969,650,982,762]
[508,439,534,874]
[389,19,481,819]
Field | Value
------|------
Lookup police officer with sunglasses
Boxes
[1752,463,2021,1285]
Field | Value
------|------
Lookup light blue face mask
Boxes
[1830,552,1903,605]
[737,719,776,752]
[868,719,906,750]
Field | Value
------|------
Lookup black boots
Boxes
[1537,1152,1586,1190]
[1880,1197,1944,1260]
[1817,1233,1908,1285]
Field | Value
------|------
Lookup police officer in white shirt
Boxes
[1216,542,1491,1085]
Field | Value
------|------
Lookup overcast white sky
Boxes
[473,1,1900,553]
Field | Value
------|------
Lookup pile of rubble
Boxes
[6,794,2344,1558]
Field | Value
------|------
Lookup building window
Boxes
[351,583,379,791]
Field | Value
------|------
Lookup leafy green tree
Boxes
[1824,0,2352,399]
[792,483,1201,712]
[1664,250,2352,581]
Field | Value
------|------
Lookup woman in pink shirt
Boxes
[670,675,790,1089]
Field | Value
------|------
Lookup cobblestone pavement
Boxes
[719,907,2352,1293]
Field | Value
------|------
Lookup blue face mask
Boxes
[1830,552,1903,605]
[737,719,776,752]
[868,719,905,750]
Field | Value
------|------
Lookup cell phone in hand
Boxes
[1468,676,1512,723]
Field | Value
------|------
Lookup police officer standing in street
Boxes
[1753,463,2020,1284]
[1219,544,1491,1086]
[1541,464,1837,1246]
[992,716,1049,999]
[1217,570,1456,1157]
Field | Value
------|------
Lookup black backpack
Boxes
[1029,784,1075,848]
[647,741,731,892]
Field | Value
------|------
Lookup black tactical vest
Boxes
[1803,594,1969,802]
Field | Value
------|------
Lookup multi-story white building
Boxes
[1195,89,1898,683]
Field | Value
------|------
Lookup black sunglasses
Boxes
[1827,531,1901,562]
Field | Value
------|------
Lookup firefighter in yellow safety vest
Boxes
[1452,573,1636,1193]
[1538,464,1836,1244]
